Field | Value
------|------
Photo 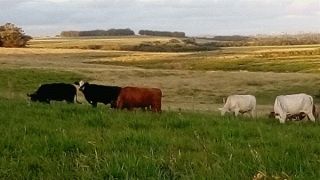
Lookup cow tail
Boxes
[311,95,317,119]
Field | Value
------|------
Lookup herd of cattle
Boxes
[27,81,317,124]
[218,94,317,123]
[27,81,162,112]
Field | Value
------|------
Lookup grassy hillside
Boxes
[30,36,218,52]
[27,37,320,73]
[0,68,320,179]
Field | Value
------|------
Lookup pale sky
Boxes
[1,0,319,36]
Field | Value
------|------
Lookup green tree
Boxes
[0,23,32,47]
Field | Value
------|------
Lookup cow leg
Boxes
[250,110,255,118]
[91,102,97,108]
[151,105,156,112]
[279,113,286,124]
[110,101,117,109]
[234,108,240,117]
[307,112,316,122]
[151,104,161,113]
[143,106,152,111]
[43,99,50,104]
[38,98,49,104]
[156,102,161,112]
[116,100,124,110]
[66,97,74,104]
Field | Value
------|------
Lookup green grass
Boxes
[0,67,320,179]
[0,69,84,100]
[1,99,320,179]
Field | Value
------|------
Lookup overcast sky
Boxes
[1,0,319,36]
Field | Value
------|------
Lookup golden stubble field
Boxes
[1,37,320,116]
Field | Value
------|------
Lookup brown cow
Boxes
[116,86,162,112]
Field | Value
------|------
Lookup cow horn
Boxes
[222,98,226,104]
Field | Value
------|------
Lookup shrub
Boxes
[168,39,181,44]
[120,40,219,52]
[0,23,32,47]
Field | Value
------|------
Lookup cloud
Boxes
[286,0,320,16]
[0,0,319,36]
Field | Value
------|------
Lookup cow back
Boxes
[82,84,121,103]
[32,83,76,102]
[116,86,162,112]
[275,94,313,114]
[224,95,256,111]
[37,83,76,98]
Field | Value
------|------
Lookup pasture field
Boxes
[29,37,320,72]
[0,69,320,179]
[1,36,320,178]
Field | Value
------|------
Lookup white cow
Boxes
[218,95,256,117]
[273,93,315,123]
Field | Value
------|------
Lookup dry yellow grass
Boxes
[29,36,174,50]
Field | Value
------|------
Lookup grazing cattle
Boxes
[27,83,79,104]
[116,86,162,112]
[74,80,121,108]
[273,93,315,123]
[218,95,256,117]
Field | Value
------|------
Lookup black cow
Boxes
[74,81,121,108]
[27,83,79,104]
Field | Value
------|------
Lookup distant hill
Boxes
[138,30,186,38]
[197,33,320,46]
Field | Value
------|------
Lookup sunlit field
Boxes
[1,37,320,178]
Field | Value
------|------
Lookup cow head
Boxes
[218,107,227,116]
[74,80,87,91]
[269,111,276,118]
[274,114,285,123]
[27,93,38,101]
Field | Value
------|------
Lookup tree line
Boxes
[60,28,135,37]
[60,29,186,38]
